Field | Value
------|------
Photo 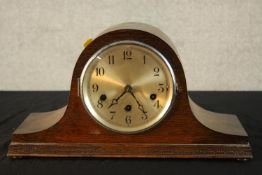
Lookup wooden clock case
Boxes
[8,23,252,159]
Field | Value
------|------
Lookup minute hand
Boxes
[128,90,148,116]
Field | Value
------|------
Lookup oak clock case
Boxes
[8,23,252,159]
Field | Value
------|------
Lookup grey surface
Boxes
[0,91,261,175]
[189,97,247,136]
[13,106,66,134]
[1,0,262,91]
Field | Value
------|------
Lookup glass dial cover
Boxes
[80,41,176,133]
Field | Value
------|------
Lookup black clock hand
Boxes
[108,85,131,108]
[128,89,148,117]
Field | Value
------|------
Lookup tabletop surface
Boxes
[0,91,261,175]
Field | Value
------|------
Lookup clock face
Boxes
[80,41,176,133]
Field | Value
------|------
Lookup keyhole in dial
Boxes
[125,105,132,112]
[150,94,157,100]
[100,94,107,101]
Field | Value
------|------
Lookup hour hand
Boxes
[108,98,118,108]
[108,85,130,108]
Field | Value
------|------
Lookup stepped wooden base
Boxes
[8,143,252,159]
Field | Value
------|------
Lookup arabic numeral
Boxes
[141,115,148,120]
[95,67,105,76]
[123,50,132,60]
[97,100,103,108]
[153,100,162,109]
[125,116,131,125]
[157,83,165,93]
[92,84,99,92]
[108,55,115,64]
[110,111,116,120]
[154,67,160,76]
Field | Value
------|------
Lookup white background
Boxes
[0,0,261,90]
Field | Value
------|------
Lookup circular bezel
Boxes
[80,40,177,133]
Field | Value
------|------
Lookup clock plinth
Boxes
[8,23,252,159]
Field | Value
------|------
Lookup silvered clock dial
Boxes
[80,41,176,133]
